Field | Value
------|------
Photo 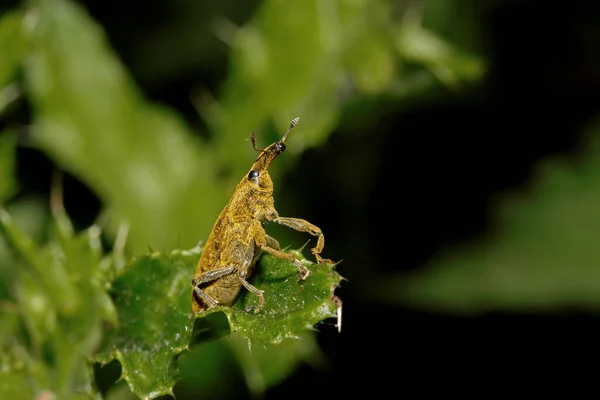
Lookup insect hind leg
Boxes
[192,265,237,307]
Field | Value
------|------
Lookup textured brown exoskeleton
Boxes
[191,117,331,314]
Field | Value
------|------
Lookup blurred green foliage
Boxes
[0,203,117,399]
[0,0,488,398]
[0,132,18,201]
[0,9,27,93]
[373,116,600,314]
[205,0,483,177]
[27,0,223,254]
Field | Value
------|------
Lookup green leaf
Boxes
[211,250,343,346]
[198,251,343,345]
[102,247,200,399]
[101,243,341,398]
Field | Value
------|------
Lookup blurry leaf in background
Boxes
[204,0,483,187]
[174,337,247,400]
[0,9,27,115]
[0,132,18,203]
[0,9,27,90]
[173,322,318,400]
[0,345,47,400]
[206,0,389,177]
[206,0,345,181]
[0,197,48,321]
[395,2,484,89]
[176,307,332,399]
[24,0,225,254]
[371,116,600,313]
[229,331,326,397]
[0,10,26,205]
[0,205,117,399]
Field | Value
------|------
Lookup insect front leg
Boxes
[271,216,332,264]
[192,266,238,307]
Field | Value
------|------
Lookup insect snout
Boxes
[274,142,286,153]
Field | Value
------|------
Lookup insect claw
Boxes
[243,288,265,314]
[245,300,264,314]
[313,252,333,264]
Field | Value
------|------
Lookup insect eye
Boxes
[248,170,259,181]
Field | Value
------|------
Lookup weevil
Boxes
[191,117,331,314]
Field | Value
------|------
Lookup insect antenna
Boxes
[249,132,263,152]
[281,117,299,143]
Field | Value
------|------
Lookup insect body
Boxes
[192,117,331,314]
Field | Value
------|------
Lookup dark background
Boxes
[8,0,600,396]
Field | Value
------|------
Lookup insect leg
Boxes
[271,217,332,264]
[239,277,265,314]
[192,266,237,307]
[260,245,310,281]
